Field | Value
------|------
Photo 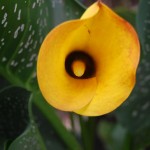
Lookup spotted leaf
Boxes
[0,86,30,150]
[0,0,84,91]
[8,92,82,150]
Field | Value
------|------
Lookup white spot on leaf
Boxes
[21,24,25,31]
[142,102,149,110]
[32,2,36,8]
[17,9,22,20]
[21,58,25,62]
[132,110,138,117]
[2,57,7,62]
[14,3,18,13]
[14,26,20,38]
[26,62,33,67]
[1,38,4,42]
[1,13,7,25]
[4,22,8,27]
[18,48,23,54]
[1,6,5,10]
[29,54,37,61]
[29,25,32,31]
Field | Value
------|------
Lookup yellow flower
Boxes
[37,2,140,116]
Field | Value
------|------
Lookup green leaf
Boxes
[115,7,136,27]
[137,0,150,49]
[0,0,84,91]
[51,0,84,26]
[0,0,52,91]
[8,124,47,150]
[115,0,150,149]
[0,75,10,90]
[0,87,82,150]
[0,86,30,150]
[32,92,83,150]
[98,121,131,150]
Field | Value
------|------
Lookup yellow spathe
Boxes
[37,2,140,116]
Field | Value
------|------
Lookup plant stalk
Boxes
[79,116,95,150]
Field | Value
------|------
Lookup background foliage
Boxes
[0,0,150,150]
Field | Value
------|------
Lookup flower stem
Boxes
[70,113,76,134]
[79,116,95,150]
[33,92,83,150]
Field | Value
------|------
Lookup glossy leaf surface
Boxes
[115,0,150,149]
[0,0,83,91]
[0,86,30,150]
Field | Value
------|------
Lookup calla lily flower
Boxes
[37,2,140,116]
